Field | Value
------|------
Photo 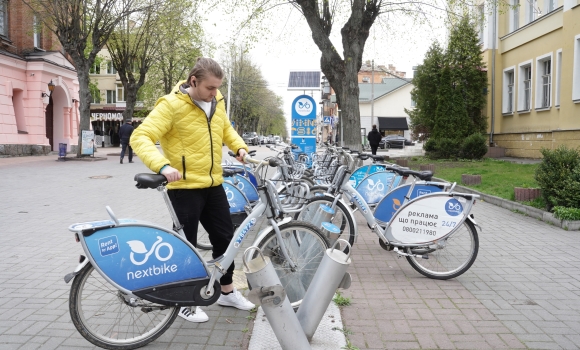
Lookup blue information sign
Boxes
[291,95,317,168]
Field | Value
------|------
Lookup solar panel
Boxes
[287,71,321,90]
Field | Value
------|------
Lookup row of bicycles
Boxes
[64,142,481,349]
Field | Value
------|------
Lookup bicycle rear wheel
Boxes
[69,263,178,349]
[254,221,329,308]
[405,220,479,280]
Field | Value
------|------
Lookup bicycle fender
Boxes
[466,215,482,232]
[249,217,292,247]
[64,258,90,284]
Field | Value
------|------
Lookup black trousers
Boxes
[370,145,379,155]
[120,142,133,161]
[168,186,235,285]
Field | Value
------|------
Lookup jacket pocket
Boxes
[182,156,187,180]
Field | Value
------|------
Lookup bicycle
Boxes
[298,156,481,280]
[64,155,329,349]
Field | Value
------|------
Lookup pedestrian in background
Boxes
[130,57,254,323]
[367,124,382,155]
[119,120,134,164]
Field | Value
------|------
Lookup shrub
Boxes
[460,133,488,160]
[553,206,580,221]
[425,138,461,159]
[535,146,580,210]
[423,138,437,153]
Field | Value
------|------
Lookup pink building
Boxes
[0,0,79,156]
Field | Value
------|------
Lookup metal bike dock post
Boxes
[310,204,343,245]
[296,239,352,341]
[243,247,310,350]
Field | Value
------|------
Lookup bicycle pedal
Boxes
[379,239,394,251]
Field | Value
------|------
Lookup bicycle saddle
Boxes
[223,168,245,177]
[370,155,385,161]
[385,166,433,181]
[135,173,167,189]
[358,154,370,161]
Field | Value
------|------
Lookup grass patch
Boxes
[407,157,540,201]
[333,291,351,307]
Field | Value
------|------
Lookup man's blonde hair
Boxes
[187,57,224,85]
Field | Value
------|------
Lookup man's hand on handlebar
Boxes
[161,166,182,183]
[236,149,248,163]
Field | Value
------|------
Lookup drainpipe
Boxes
[490,0,497,146]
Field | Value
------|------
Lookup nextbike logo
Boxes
[445,198,463,216]
[234,218,256,248]
[294,98,313,116]
[126,236,177,280]
[417,190,432,196]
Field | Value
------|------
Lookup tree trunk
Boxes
[124,83,138,123]
[76,65,92,157]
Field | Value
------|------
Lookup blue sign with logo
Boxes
[374,184,444,224]
[84,226,208,291]
[322,116,332,125]
[291,95,317,168]
[223,182,250,213]
[445,198,463,216]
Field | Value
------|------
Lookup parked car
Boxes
[378,135,414,149]
[242,132,260,146]
[258,135,267,144]
[272,135,281,143]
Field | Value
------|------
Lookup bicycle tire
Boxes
[307,185,331,198]
[253,221,329,307]
[405,219,479,280]
[69,263,179,350]
[295,195,356,248]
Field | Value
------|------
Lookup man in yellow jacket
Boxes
[131,57,254,323]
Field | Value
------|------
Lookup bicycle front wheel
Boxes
[255,221,329,307]
[405,220,479,280]
[69,263,179,350]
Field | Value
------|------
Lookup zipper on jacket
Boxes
[182,156,187,180]
[207,119,214,186]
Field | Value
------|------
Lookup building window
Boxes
[33,16,41,48]
[106,61,117,74]
[90,62,101,74]
[527,0,537,23]
[106,90,116,104]
[535,53,552,109]
[116,84,125,102]
[503,67,516,113]
[91,90,101,104]
[545,0,555,13]
[411,98,416,107]
[362,77,370,83]
[555,49,562,106]
[0,0,7,37]
[573,35,580,102]
[518,61,533,111]
[510,0,519,32]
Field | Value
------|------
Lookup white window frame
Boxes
[90,90,101,104]
[573,34,580,102]
[0,0,7,37]
[503,66,516,114]
[510,0,520,32]
[116,84,125,102]
[518,60,533,112]
[535,53,552,109]
[555,49,562,106]
[526,0,537,23]
[33,16,41,48]
[106,61,117,75]
[106,90,116,104]
[545,0,555,13]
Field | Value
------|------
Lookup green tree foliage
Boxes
[222,45,287,138]
[408,16,488,159]
[139,0,204,108]
[406,42,444,139]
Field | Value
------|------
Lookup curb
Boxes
[441,179,580,231]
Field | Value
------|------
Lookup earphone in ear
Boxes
[193,80,197,87]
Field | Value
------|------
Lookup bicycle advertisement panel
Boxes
[291,95,317,168]
[387,194,472,244]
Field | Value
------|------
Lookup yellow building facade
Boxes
[484,0,580,158]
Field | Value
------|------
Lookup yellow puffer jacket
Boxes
[130,81,248,189]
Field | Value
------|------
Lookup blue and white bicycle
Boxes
[64,156,329,349]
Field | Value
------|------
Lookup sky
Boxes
[201,2,449,134]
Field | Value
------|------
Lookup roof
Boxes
[358,79,411,102]
[377,117,409,130]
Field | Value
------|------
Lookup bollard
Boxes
[309,204,335,228]
[320,221,341,247]
[296,239,352,341]
[244,247,310,350]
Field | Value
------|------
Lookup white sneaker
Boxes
[178,306,209,323]
[217,288,255,310]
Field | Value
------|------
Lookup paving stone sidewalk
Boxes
[1,152,580,350]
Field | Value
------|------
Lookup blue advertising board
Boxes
[291,95,317,168]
